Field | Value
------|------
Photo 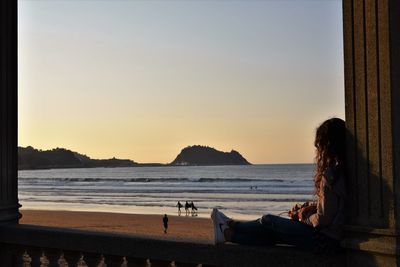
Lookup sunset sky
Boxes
[18,0,344,164]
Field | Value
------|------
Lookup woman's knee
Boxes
[261,214,278,222]
[260,214,279,228]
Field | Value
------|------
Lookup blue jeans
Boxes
[231,214,316,249]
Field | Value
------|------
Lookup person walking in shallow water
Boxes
[163,214,169,234]
[176,201,183,216]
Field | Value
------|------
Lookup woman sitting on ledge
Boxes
[211,118,346,253]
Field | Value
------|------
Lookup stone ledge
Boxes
[0,224,345,267]
[343,226,399,256]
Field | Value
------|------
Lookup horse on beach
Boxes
[190,201,198,216]
[185,201,190,216]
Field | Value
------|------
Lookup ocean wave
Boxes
[197,178,285,182]
[18,177,300,183]
[19,187,314,197]
[19,177,189,183]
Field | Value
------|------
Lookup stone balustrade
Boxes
[0,224,345,267]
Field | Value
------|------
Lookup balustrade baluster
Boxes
[57,252,69,267]
[97,254,107,267]
[39,252,50,267]
[22,250,32,267]
[120,256,128,267]
[77,254,88,267]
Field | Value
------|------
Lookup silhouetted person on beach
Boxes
[185,201,190,216]
[163,214,168,234]
[176,201,183,216]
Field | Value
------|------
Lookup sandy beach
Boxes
[20,210,214,244]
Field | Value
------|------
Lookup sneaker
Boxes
[211,208,231,244]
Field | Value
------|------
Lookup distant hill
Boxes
[18,146,137,170]
[18,145,251,170]
[170,145,251,166]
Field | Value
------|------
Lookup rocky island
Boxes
[18,145,251,170]
[170,145,251,166]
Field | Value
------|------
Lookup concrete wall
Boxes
[0,0,19,225]
[342,0,399,265]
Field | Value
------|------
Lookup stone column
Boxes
[342,0,399,265]
[0,0,20,225]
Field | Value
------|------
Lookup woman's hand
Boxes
[288,203,302,220]
[288,202,317,221]
[298,205,317,221]
[288,203,301,221]
[288,210,299,220]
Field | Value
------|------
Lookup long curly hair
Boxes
[314,118,346,196]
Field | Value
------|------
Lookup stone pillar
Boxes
[342,0,399,265]
[0,0,20,225]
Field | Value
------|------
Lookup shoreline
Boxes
[20,210,214,244]
[19,204,263,221]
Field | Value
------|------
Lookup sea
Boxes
[18,164,316,220]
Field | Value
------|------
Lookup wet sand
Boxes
[20,210,214,244]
